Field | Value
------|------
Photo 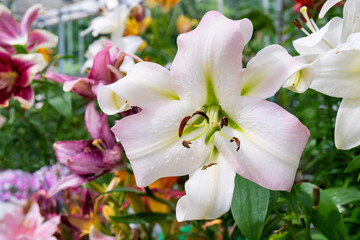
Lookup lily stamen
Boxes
[179,115,192,137]
[182,140,191,148]
[92,139,106,153]
[300,6,316,33]
[230,137,241,151]
[192,111,210,123]
[201,162,218,170]
[293,19,310,36]
[220,116,228,128]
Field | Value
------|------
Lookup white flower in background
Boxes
[98,11,310,221]
[286,0,360,150]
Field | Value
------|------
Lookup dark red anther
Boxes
[293,19,303,30]
[179,116,192,137]
[300,15,307,23]
[192,111,209,123]
[220,116,228,128]
[230,137,241,151]
[307,8,313,19]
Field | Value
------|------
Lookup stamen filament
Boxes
[92,139,106,153]
[188,124,209,142]
[218,131,233,140]
[300,7,316,33]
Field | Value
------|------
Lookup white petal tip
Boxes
[97,85,131,115]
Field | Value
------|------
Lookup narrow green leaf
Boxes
[231,175,270,240]
[280,187,300,222]
[47,86,72,118]
[345,155,360,173]
[13,44,28,54]
[110,212,175,224]
[296,183,347,240]
[324,187,360,205]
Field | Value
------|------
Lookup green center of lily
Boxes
[178,104,240,170]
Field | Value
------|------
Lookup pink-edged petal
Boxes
[53,140,92,165]
[45,71,96,99]
[293,17,343,56]
[170,11,253,105]
[215,96,309,191]
[28,29,58,50]
[240,45,313,97]
[97,62,179,115]
[176,154,235,221]
[24,203,44,228]
[341,0,360,42]
[310,49,360,98]
[112,100,211,187]
[13,85,34,109]
[0,5,22,43]
[319,0,343,18]
[335,98,360,149]
[88,42,113,83]
[89,225,116,240]
[85,101,116,148]
[20,4,42,35]
[12,53,47,86]
[34,216,60,238]
[47,174,88,197]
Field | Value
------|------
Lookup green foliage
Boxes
[231,175,271,240]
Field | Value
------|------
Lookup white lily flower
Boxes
[81,5,130,37]
[97,11,310,221]
[287,1,360,149]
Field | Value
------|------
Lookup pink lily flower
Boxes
[0,202,60,240]
[0,4,58,54]
[0,47,47,109]
[45,42,126,100]
[48,102,124,196]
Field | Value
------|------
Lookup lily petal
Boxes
[47,174,88,197]
[335,98,360,149]
[319,0,342,19]
[310,49,360,98]
[89,225,116,240]
[13,85,34,109]
[54,140,92,165]
[176,154,235,221]
[240,45,312,97]
[283,56,314,93]
[341,0,360,42]
[34,216,60,238]
[293,17,343,57]
[66,149,106,175]
[20,4,42,35]
[338,32,360,52]
[112,100,211,187]
[170,11,253,105]
[88,42,113,83]
[97,62,179,115]
[215,96,309,191]
[28,29,58,50]
[12,53,47,86]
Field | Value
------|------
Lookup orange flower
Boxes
[145,0,181,13]
[176,15,198,34]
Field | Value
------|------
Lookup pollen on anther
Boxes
[220,116,228,128]
[230,137,240,151]
[293,19,302,30]
[201,162,217,170]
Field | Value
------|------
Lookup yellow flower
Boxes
[124,16,152,36]
[176,15,198,34]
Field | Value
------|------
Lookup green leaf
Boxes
[231,175,270,240]
[12,44,28,54]
[280,187,300,223]
[296,183,347,240]
[47,86,72,118]
[345,155,360,173]
[110,212,175,224]
[324,187,360,205]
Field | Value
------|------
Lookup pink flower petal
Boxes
[53,140,92,166]
[13,85,34,109]
[48,174,88,197]
[20,4,42,35]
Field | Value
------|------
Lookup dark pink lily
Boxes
[45,42,124,99]
[0,47,46,109]
[48,102,124,196]
[0,4,58,54]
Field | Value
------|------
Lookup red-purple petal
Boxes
[13,85,34,109]
[47,174,87,197]
[20,4,42,35]
[88,42,113,83]
[85,102,102,140]
[53,140,92,165]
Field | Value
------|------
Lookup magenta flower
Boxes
[0,47,46,109]
[0,4,58,54]
[45,42,125,100]
[0,203,60,240]
[48,102,124,196]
